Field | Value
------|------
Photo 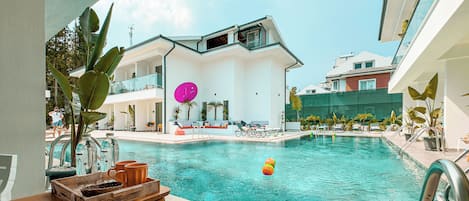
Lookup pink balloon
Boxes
[174,82,198,103]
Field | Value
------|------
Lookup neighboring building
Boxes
[296,83,330,95]
[71,16,303,133]
[326,51,393,92]
[286,51,402,120]
[379,0,469,149]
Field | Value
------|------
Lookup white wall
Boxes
[444,58,469,149]
[0,0,46,198]
[165,51,202,126]
[243,59,273,124]
[200,58,237,121]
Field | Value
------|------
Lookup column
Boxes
[0,0,45,198]
[444,58,469,149]
[134,102,147,131]
[114,104,126,130]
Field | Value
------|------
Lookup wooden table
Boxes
[13,186,170,201]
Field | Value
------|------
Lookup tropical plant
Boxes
[181,100,197,120]
[403,107,419,134]
[223,103,229,120]
[407,73,441,137]
[207,101,223,120]
[128,105,135,128]
[201,102,207,121]
[306,115,320,125]
[48,4,124,166]
[289,87,302,121]
[354,113,373,124]
[332,112,338,125]
[173,106,180,120]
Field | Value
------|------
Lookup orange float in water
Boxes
[265,158,276,168]
[262,164,274,175]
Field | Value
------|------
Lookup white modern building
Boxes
[71,16,303,133]
[380,0,469,149]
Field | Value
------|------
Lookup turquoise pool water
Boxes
[117,136,425,201]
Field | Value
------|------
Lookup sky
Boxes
[92,0,399,90]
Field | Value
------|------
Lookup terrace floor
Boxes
[383,132,469,172]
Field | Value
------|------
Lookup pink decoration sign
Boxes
[174,82,198,103]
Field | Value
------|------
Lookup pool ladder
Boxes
[419,159,469,201]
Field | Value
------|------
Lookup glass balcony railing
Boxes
[110,73,162,95]
[392,0,437,65]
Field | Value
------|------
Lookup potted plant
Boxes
[407,73,442,151]
[49,4,124,166]
[403,107,420,140]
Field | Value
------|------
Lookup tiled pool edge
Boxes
[381,135,428,171]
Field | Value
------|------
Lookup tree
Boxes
[46,21,88,126]
[208,102,223,120]
[182,101,197,120]
[289,87,302,121]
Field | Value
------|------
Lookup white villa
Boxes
[380,0,469,149]
[71,16,303,133]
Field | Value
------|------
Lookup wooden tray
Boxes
[51,172,160,201]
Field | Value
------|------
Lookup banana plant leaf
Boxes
[408,87,426,101]
[423,74,438,100]
[87,4,114,71]
[411,116,426,124]
[81,111,106,125]
[79,8,99,46]
[94,47,125,76]
[48,66,72,101]
[413,106,427,115]
[78,70,110,110]
[431,108,441,118]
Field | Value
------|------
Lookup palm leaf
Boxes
[48,66,72,101]
[87,3,114,71]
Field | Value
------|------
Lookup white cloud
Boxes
[93,0,194,32]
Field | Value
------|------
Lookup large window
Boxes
[207,34,228,50]
[359,79,376,91]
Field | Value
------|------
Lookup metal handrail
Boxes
[454,148,469,163]
[47,134,72,169]
[420,159,469,201]
[400,126,443,156]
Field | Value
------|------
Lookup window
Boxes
[207,34,228,49]
[354,63,362,69]
[365,61,374,68]
[332,80,339,91]
[246,30,260,48]
[306,90,316,94]
[359,79,376,91]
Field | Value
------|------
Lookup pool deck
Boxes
[383,132,469,172]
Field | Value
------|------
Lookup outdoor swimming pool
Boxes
[118,136,425,201]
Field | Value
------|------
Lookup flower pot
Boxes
[423,137,442,151]
[404,133,413,141]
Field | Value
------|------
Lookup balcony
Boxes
[392,0,437,65]
[110,73,162,95]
